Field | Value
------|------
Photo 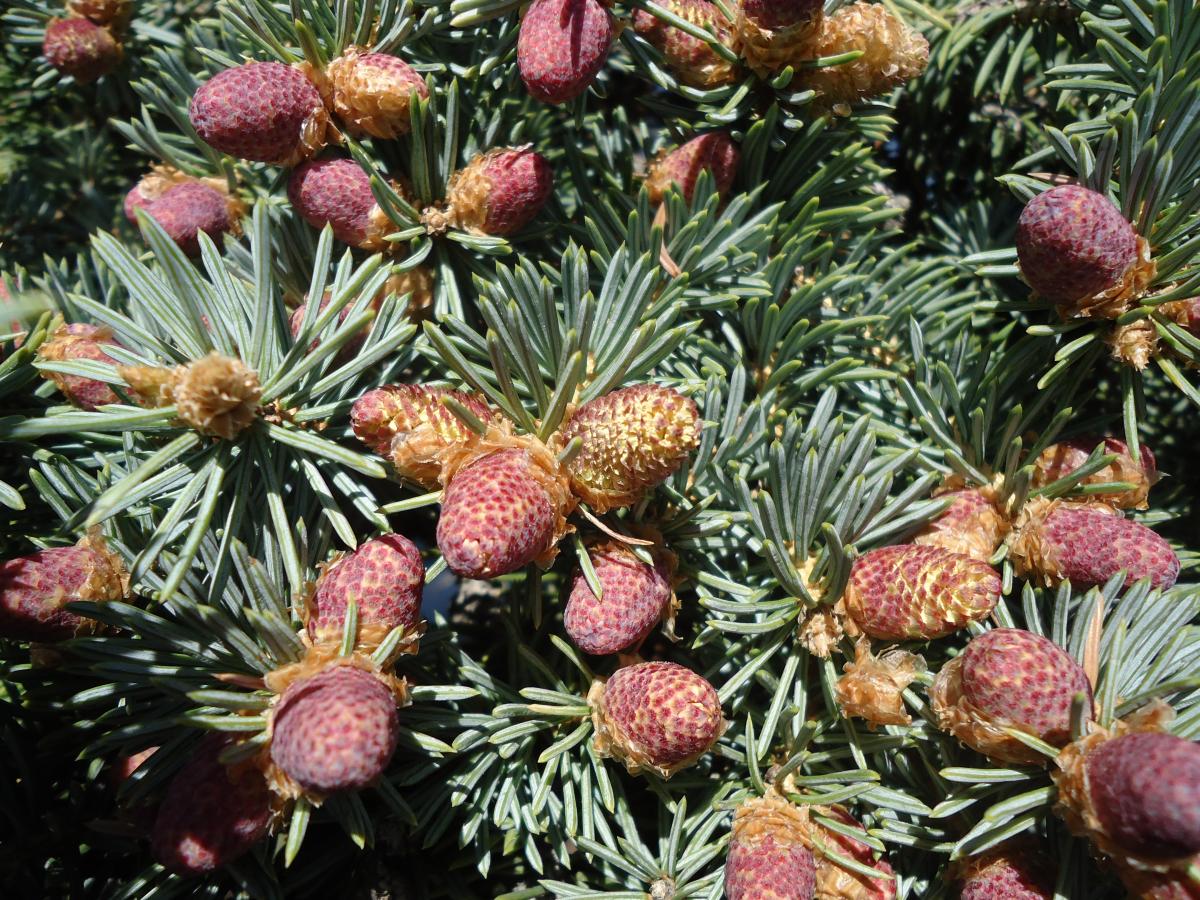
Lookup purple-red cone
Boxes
[436,449,557,578]
[287,158,393,250]
[306,534,424,646]
[1016,185,1139,307]
[150,735,271,876]
[438,147,554,236]
[0,534,127,642]
[564,543,672,655]
[269,665,399,794]
[189,62,328,165]
[43,18,121,83]
[36,322,125,410]
[956,840,1056,899]
[125,179,240,256]
[1030,436,1157,509]
[1084,732,1200,861]
[645,132,739,205]
[1010,500,1179,591]
[931,627,1092,763]
[844,544,1001,641]
[517,0,615,103]
[590,660,724,776]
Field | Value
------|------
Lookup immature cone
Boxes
[1016,185,1152,317]
[912,487,1008,561]
[350,384,496,487]
[1030,436,1158,510]
[42,19,121,83]
[189,62,328,165]
[289,291,374,358]
[734,0,823,78]
[37,322,124,410]
[0,533,127,642]
[801,3,929,113]
[931,627,1092,764]
[843,544,1001,641]
[125,172,243,256]
[432,147,554,236]
[150,735,271,876]
[325,49,428,139]
[955,840,1056,899]
[121,353,262,439]
[1055,731,1200,867]
[720,806,816,897]
[1009,498,1179,591]
[291,270,433,355]
[306,534,424,649]
[559,384,701,513]
[813,807,896,899]
[287,158,395,251]
[517,0,615,103]
[269,665,400,796]
[644,132,740,205]
[67,0,131,27]
[632,0,739,89]
[564,542,673,655]
[589,660,725,777]
[724,794,817,900]
[437,448,563,577]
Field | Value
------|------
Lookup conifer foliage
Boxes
[2,0,1200,895]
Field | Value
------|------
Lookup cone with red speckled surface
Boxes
[558,384,701,513]
[588,660,725,777]
[954,840,1056,899]
[1054,725,1200,875]
[436,436,574,577]
[843,544,1001,641]
[1009,498,1179,590]
[350,384,497,488]
[150,734,272,876]
[288,158,397,251]
[325,49,428,138]
[633,0,739,88]
[125,168,244,256]
[733,0,823,77]
[517,0,615,103]
[304,534,424,651]
[37,322,126,410]
[189,62,329,165]
[0,532,128,642]
[1030,436,1158,510]
[800,4,929,114]
[812,806,896,899]
[912,487,1008,561]
[931,627,1093,764]
[267,663,401,798]
[564,542,675,655]
[425,147,553,236]
[724,793,816,900]
[43,18,121,83]
[835,638,924,727]
[644,133,740,205]
[1016,184,1154,318]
